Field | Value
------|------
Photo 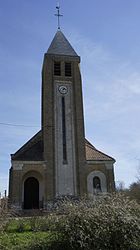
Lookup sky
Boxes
[0,0,140,195]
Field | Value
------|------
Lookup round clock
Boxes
[58,85,68,94]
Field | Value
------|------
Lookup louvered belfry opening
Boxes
[54,61,61,76]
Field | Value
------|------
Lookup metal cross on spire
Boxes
[55,2,63,30]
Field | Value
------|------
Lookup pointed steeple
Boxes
[47,30,78,57]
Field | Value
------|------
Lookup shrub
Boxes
[49,194,140,250]
[0,194,140,249]
[27,233,70,250]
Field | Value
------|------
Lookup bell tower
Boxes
[42,30,86,199]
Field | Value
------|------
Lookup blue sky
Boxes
[0,0,140,194]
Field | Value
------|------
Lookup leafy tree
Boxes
[128,181,140,203]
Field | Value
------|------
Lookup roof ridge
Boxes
[85,138,96,148]
[85,138,115,162]
[92,147,115,162]
[11,130,42,159]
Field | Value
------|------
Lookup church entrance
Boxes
[24,177,39,209]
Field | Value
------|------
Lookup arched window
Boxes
[87,171,107,198]
[93,176,102,193]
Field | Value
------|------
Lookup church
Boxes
[9,26,115,210]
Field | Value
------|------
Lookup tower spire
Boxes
[55,2,63,30]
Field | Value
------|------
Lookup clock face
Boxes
[59,85,68,94]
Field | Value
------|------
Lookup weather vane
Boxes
[55,2,63,30]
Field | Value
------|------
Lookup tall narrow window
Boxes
[54,62,61,76]
[93,176,101,193]
[62,96,67,163]
[65,62,72,77]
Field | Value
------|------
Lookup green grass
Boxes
[2,217,51,233]
[0,218,65,250]
[3,218,30,233]
[0,231,56,250]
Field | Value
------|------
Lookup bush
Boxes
[0,194,140,249]
[49,194,140,250]
[27,233,70,250]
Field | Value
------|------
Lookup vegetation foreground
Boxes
[0,193,140,250]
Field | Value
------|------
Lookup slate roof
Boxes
[11,131,43,161]
[47,30,78,56]
[11,131,115,162]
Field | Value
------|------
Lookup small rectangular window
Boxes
[65,62,72,77]
[54,62,61,76]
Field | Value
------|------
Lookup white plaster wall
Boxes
[87,171,107,198]
[54,81,77,196]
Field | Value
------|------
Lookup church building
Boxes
[9,28,115,210]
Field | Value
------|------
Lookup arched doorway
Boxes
[24,177,39,209]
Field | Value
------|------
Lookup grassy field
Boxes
[0,217,64,250]
[0,231,53,250]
